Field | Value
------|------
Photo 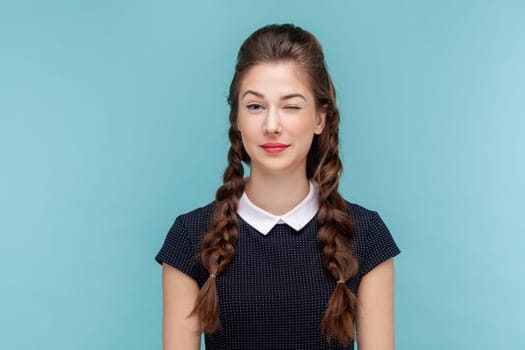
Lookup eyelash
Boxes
[246,104,301,111]
[247,104,264,111]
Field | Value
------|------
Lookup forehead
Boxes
[239,62,313,98]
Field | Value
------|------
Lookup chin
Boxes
[250,161,306,177]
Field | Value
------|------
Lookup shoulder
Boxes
[344,200,380,230]
[176,201,215,225]
[343,200,401,278]
[174,201,215,239]
[155,201,215,284]
[343,199,390,240]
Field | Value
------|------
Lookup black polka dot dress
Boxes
[155,201,401,349]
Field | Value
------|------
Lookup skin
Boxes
[161,264,201,349]
[357,258,395,350]
[161,62,395,350]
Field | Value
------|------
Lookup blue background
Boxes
[1,1,524,349]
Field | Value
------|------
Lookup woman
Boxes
[155,23,400,350]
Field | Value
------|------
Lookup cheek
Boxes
[237,119,258,154]
[288,120,317,153]
[237,111,254,133]
[238,119,255,139]
[287,116,317,138]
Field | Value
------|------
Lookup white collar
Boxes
[237,181,319,235]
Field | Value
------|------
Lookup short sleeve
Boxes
[154,216,200,281]
[359,211,401,278]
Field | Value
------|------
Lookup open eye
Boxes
[247,103,264,111]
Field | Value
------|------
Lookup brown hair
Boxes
[190,23,358,346]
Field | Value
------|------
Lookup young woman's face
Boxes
[237,62,326,177]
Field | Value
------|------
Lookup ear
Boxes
[314,108,327,135]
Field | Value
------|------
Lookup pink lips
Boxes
[261,143,290,153]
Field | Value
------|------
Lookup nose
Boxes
[263,107,282,135]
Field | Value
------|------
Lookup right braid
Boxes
[315,107,359,346]
[190,126,246,332]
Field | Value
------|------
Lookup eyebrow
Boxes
[242,90,306,101]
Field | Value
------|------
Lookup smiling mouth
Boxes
[260,143,290,153]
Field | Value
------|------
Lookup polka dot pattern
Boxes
[155,201,400,349]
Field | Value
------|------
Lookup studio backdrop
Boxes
[1,1,524,349]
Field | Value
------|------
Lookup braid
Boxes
[315,108,359,346]
[190,126,246,332]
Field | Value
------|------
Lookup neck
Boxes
[245,169,310,216]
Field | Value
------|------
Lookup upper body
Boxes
[156,183,400,349]
[156,23,401,350]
